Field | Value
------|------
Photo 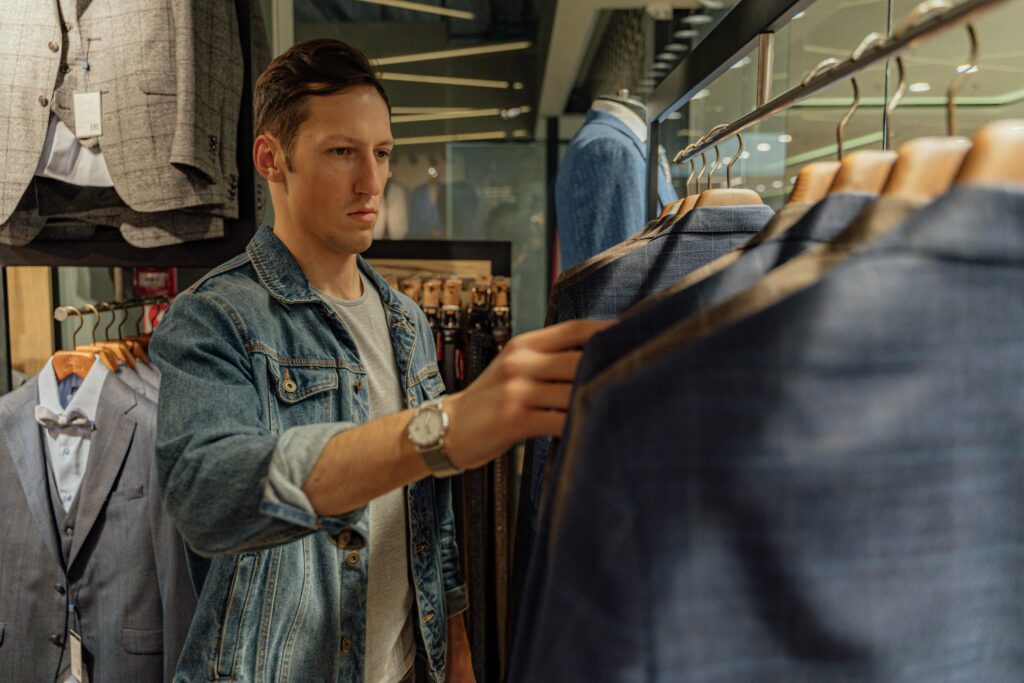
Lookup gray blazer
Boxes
[0,371,197,682]
[0,0,244,241]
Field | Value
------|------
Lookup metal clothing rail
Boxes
[53,297,172,323]
[672,0,1010,166]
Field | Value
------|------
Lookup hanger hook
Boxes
[704,124,729,191]
[836,33,884,161]
[884,55,908,150]
[727,132,745,188]
[98,302,116,340]
[83,303,101,343]
[69,307,84,348]
[117,303,128,339]
[946,23,978,136]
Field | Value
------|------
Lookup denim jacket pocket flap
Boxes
[122,627,163,654]
[270,363,339,404]
[413,362,445,399]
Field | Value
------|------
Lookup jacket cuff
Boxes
[260,422,367,547]
[445,584,469,618]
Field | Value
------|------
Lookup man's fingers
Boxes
[515,350,582,382]
[519,409,567,439]
[513,319,617,353]
[523,382,574,410]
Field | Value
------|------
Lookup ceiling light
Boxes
[772,180,784,189]
[682,14,713,25]
[756,184,766,192]
[731,56,751,70]
[653,61,673,70]
[395,131,511,146]
[956,64,979,74]
[667,112,683,120]
[512,129,529,138]
[740,151,751,159]
[778,134,793,143]
[376,41,532,66]
[512,82,525,90]
[381,72,511,89]
[657,52,676,61]
[790,176,798,183]
[428,166,439,177]
[699,0,731,9]
[691,89,711,100]
[355,0,474,20]
[674,29,699,39]
[391,106,474,114]
[390,105,531,124]
[909,82,931,92]
[665,43,689,53]
[757,142,772,152]
[793,11,806,19]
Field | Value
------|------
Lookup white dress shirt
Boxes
[37,356,109,511]
[35,113,114,187]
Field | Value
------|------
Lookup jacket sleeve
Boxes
[151,291,367,557]
[168,0,243,185]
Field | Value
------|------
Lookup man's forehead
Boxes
[301,91,392,143]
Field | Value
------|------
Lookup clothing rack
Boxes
[52,297,173,324]
[672,0,1010,167]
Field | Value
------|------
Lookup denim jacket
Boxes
[150,225,467,682]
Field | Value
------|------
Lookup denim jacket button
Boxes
[345,551,360,567]
[283,379,297,393]
[341,636,352,653]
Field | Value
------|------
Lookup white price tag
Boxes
[73,92,102,139]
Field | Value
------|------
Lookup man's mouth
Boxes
[348,208,378,223]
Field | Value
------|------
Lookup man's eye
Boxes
[376,150,392,159]
[332,148,352,156]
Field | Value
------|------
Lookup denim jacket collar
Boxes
[246,224,411,321]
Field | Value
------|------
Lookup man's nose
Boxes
[355,155,385,196]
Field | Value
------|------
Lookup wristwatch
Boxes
[407,398,464,477]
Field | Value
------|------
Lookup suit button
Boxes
[48,41,59,52]
[61,64,70,74]
[65,526,74,537]
[341,636,352,653]
[39,95,49,107]
[50,633,64,646]
[345,551,360,567]
[55,583,66,595]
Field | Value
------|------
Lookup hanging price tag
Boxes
[73,92,103,138]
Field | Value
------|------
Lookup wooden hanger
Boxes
[110,303,150,364]
[52,309,118,381]
[956,120,1024,185]
[786,161,841,205]
[79,304,134,369]
[695,129,762,208]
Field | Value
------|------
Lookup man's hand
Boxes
[303,319,613,516]
[443,319,615,470]
[445,614,476,683]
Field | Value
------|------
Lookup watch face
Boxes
[409,409,444,447]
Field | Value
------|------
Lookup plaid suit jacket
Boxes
[0,0,245,245]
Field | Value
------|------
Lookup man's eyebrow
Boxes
[322,134,394,147]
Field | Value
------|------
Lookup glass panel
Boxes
[888,0,1024,146]
[659,0,891,210]
[445,142,547,334]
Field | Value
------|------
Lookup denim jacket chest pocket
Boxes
[408,362,445,407]
[264,359,342,431]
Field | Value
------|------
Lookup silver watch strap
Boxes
[419,442,462,477]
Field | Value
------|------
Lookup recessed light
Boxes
[731,56,751,70]
[778,134,793,143]
[667,112,683,120]
[692,89,711,100]
[699,0,731,9]
[756,142,772,152]
[908,82,931,92]
[657,52,675,61]
[756,184,766,192]
[653,61,673,70]
[683,13,713,25]
[956,64,979,74]
[740,151,751,159]
[674,29,699,39]
[793,11,806,19]
[772,180,784,189]
[512,82,525,90]
[665,43,689,53]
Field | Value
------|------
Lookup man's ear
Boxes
[253,134,288,183]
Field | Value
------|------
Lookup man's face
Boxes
[273,86,393,255]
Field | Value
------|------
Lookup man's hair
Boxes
[254,39,390,166]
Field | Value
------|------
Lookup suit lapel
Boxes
[67,374,138,570]
[0,377,65,568]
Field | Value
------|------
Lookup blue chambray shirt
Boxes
[151,225,467,682]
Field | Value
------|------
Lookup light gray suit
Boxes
[0,0,246,247]
[0,371,196,682]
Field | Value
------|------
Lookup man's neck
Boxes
[273,222,364,300]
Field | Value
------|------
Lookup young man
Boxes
[150,39,609,682]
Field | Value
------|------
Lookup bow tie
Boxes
[34,405,96,437]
